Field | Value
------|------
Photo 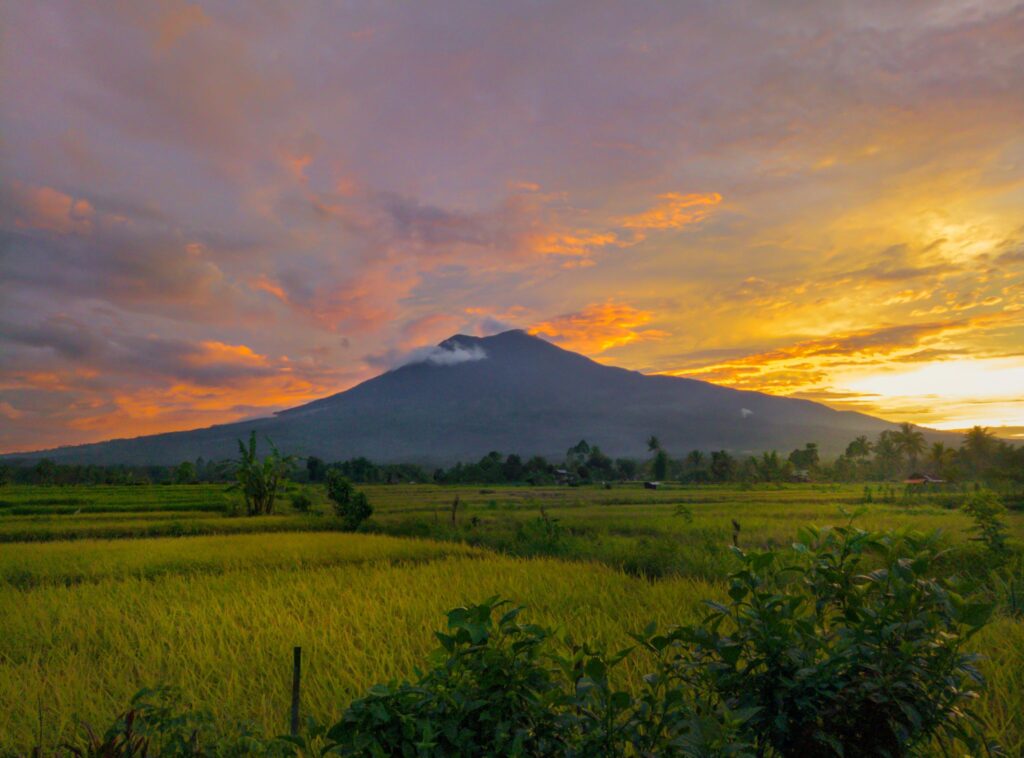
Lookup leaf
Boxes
[957,603,994,629]
[728,584,748,602]
[584,657,606,682]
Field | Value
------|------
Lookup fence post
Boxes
[291,646,302,736]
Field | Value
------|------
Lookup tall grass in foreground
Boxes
[2,550,1021,754]
[0,555,715,753]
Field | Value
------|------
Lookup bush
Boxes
[289,492,313,513]
[671,521,995,756]
[229,433,294,516]
[326,470,372,530]
[64,686,270,756]
[963,489,1009,555]
[317,596,753,756]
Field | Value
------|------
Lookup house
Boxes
[904,472,945,485]
[644,481,660,490]
[554,468,575,485]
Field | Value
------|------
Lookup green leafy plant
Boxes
[668,521,996,756]
[61,686,270,757]
[963,489,1009,556]
[289,491,313,514]
[229,433,295,516]
[326,470,372,530]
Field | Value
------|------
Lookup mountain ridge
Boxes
[3,330,954,465]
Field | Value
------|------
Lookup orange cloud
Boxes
[665,320,977,393]
[528,191,721,261]
[187,341,270,368]
[529,229,621,257]
[250,275,290,303]
[619,192,722,233]
[9,183,94,235]
[529,301,669,354]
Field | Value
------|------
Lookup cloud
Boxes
[619,193,722,234]
[2,1,1024,447]
[529,301,669,355]
[420,344,488,366]
[2,182,95,235]
[367,342,488,371]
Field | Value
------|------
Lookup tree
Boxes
[33,458,57,486]
[788,442,819,472]
[756,450,785,482]
[173,461,196,484]
[873,431,903,480]
[326,469,373,529]
[963,426,997,477]
[646,435,661,452]
[585,446,614,480]
[502,454,525,482]
[565,440,591,476]
[709,450,736,482]
[845,436,872,459]
[928,442,955,479]
[306,456,327,482]
[231,433,294,516]
[614,458,638,481]
[652,449,669,480]
[894,422,926,473]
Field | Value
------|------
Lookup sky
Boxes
[1,1,1023,454]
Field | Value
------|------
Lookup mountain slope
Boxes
[7,330,934,465]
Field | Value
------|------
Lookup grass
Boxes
[0,553,716,753]
[0,481,1021,753]
[0,531,482,588]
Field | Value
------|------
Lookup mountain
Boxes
[6,330,943,465]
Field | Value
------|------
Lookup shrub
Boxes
[289,492,313,513]
[64,686,269,757]
[319,596,754,756]
[670,521,996,756]
[229,433,295,516]
[963,489,1009,556]
[326,470,372,530]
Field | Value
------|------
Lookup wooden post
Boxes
[290,646,301,736]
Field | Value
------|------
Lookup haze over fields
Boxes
[1,2,1023,453]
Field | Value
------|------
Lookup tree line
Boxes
[2,423,1020,488]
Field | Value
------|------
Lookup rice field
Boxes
[0,482,1021,754]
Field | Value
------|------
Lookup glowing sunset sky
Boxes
[1,1,1023,453]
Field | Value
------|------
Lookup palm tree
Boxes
[894,422,926,473]
[928,442,954,477]
[845,436,872,459]
[647,435,661,452]
[873,431,903,480]
[963,426,997,476]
